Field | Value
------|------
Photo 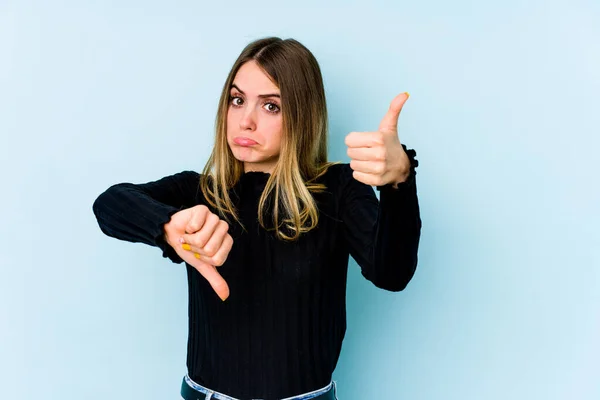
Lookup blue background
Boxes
[1,1,599,399]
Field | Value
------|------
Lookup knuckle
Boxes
[344,132,354,145]
[219,220,229,231]
[190,233,203,247]
[213,256,225,266]
[188,238,200,249]
[204,245,215,256]
[378,148,387,161]
[197,237,208,248]
[187,222,200,233]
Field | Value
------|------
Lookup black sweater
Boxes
[92,147,421,399]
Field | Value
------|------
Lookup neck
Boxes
[243,162,276,174]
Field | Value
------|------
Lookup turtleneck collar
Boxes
[242,170,271,178]
[234,170,271,201]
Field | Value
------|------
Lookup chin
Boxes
[230,147,258,162]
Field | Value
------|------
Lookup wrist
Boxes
[162,224,172,246]
[392,169,410,188]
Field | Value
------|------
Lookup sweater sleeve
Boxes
[340,144,421,291]
[91,170,202,264]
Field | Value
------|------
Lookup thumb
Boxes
[378,92,410,134]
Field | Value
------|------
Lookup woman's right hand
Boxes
[163,205,233,301]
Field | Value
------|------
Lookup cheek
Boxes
[264,118,283,141]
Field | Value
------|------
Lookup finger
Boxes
[192,259,230,301]
[202,221,229,257]
[186,233,233,267]
[181,231,232,266]
[183,213,220,248]
[185,206,209,234]
[350,160,385,175]
[352,170,385,186]
[344,131,384,148]
[347,146,387,161]
[208,234,233,267]
[180,242,209,257]
[378,92,409,134]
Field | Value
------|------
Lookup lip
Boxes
[233,137,259,146]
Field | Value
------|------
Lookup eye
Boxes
[263,101,280,114]
[230,95,243,107]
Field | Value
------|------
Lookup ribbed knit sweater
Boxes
[91,148,421,399]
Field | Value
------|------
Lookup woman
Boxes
[92,37,421,400]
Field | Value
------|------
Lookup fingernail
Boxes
[182,244,191,251]
[404,92,410,97]
[194,252,201,258]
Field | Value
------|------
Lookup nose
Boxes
[239,106,256,131]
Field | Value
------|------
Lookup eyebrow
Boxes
[230,83,280,98]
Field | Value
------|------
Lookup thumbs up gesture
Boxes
[345,92,412,189]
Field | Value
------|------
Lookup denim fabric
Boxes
[181,374,338,400]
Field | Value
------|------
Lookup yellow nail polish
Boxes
[182,244,191,251]
[194,253,201,259]
[405,91,410,97]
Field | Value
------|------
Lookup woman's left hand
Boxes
[345,92,411,189]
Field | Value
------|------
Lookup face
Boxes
[226,60,283,174]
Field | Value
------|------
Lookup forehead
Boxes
[232,61,279,94]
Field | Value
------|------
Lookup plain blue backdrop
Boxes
[1,1,599,399]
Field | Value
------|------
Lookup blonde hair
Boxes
[200,37,340,241]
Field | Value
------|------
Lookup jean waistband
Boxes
[181,373,338,400]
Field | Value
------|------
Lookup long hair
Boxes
[200,37,340,241]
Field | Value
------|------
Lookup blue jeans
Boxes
[181,373,339,400]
